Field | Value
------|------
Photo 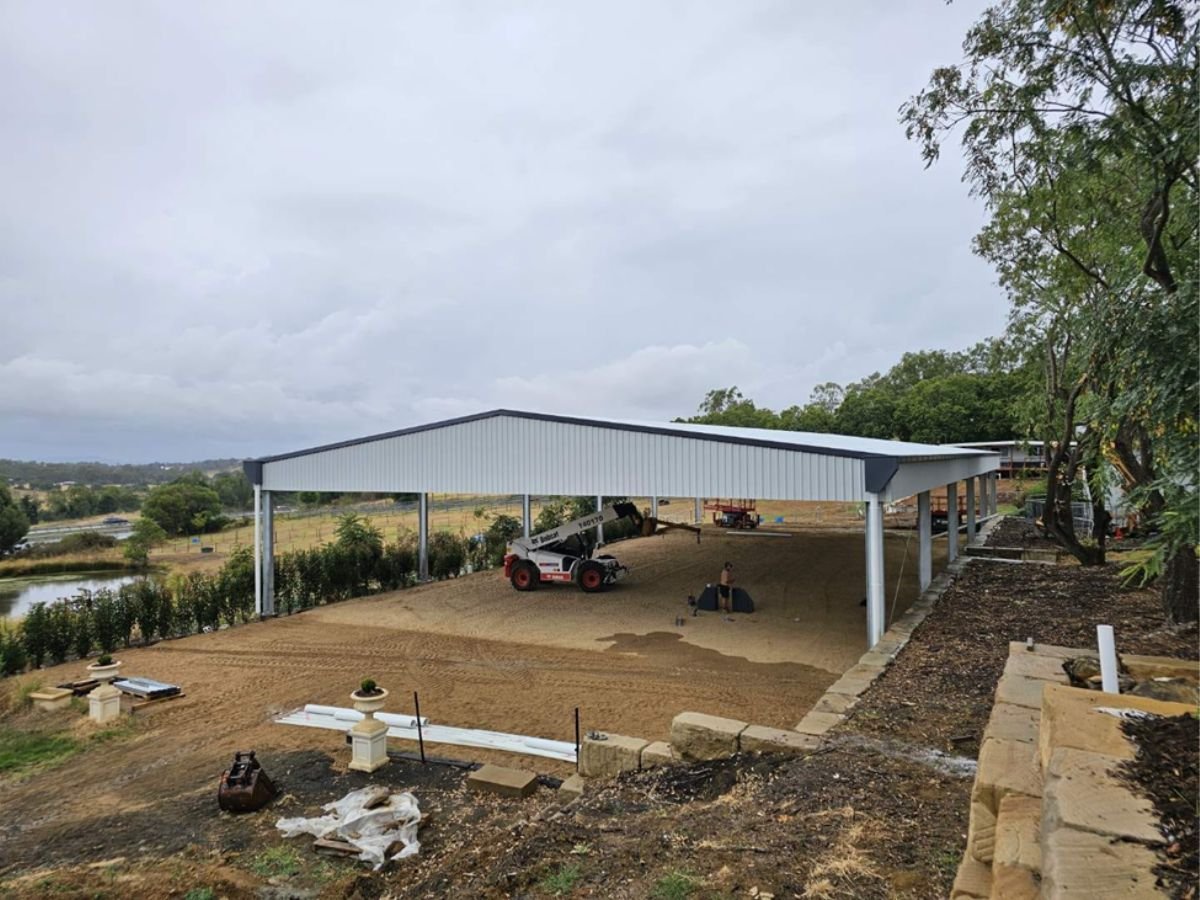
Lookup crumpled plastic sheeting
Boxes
[276,786,421,869]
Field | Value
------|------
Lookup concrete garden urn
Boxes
[86,660,124,724]
[348,687,390,773]
[86,659,123,683]
[350,687,389,717]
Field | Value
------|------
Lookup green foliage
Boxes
[141,479,224,536]
[250,845,302,878]
[483,514,523,567]
[0,622,28,676]
[903,0,1198,584]
[649,870,699,900]
[211,471,253,510]
[17,495,38,524]
[539,863,581,896]
[20,602,49,668]
[359,678,377,694]
[0,484,30,553]
[428,532,467,580]
[534,500,568,533]
[683,344,1026,444]
[0,458,238,490]
[45,603,73,664]
[96,653,113,666]
[123,517,166,567]
[71,601,92,661]
[39,484,141,522]
[91,590,119,653]
[334,514,384,593]
[0,728,79,774]
[183,889,215,900]
[219,546,255,625]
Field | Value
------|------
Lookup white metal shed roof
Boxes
[245,409,997,502]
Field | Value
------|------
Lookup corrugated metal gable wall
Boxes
[260,415,865,501]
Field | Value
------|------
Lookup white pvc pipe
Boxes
[1097,625,1119,693]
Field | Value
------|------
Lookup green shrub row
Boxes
[1,510,638,677]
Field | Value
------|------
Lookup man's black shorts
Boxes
[718,584,731,600]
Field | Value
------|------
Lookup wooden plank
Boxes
[131,692,186,712]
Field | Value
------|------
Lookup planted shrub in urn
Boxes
[351,678,388,715]
[86,653,122,683]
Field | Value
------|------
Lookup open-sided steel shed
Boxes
[244,409,1000,646]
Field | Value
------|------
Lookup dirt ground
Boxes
[2,523,1192,899]
[0,527,938,890]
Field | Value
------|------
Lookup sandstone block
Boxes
[738,725,820,754]
[640,741,676,768]
[793,710,844,737]
[991,863,1040,899]
[1004,648,1074,682]
[29,687,73,712]
[950,854,992,899]
[1038,683,1195,772]
[972,738,1042,822]
[578,732,648,777]
[558,773,585,801]
[967,797,996,864]
[669,712,746,761]
[995,674,1049,710]
[1041,827,1164,899]
[993,794,1041,872]
[858,650,894,668]
[813,691,859,715]
[1043,747,1160,844]
[983,702,1040,745]
[467,764,538,798]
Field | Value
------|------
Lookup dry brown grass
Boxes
[801,809,884,898]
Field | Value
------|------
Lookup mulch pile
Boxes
[855,559,1198,755]
[1117,713,1199,900]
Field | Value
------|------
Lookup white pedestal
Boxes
[88,682,122,724]
[348,715,389,773]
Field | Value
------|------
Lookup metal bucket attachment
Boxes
[217,750,278,813]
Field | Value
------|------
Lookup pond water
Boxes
[0,573,140,620]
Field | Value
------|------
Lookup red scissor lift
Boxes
[704,498,760,529]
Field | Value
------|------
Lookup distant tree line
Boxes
[684,345,1033,445]
[0,458,240,489]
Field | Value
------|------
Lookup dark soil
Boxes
[1116,714,1200,900]
[984,516,1060,550]
[852,559,1198,757]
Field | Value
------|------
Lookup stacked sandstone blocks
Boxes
[952,641,1198,900]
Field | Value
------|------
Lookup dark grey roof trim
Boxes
[864,457,900,494]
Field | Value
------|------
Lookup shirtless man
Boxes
[718,561,734,612]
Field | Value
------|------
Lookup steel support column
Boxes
[865,493,886,647]
[595,495,604,544]
[418,492,429,581]
[522,494,531,539]
[253,484,262,616]
[966,478,977,543]
[650,496,659,518]
[990,473,999,516]
[917,490,932,592]
[947,482,959,563]
[261,490,275,617]
[694,497,702,524]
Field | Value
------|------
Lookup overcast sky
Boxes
[0,1,1007,463]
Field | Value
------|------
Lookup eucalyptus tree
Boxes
[903,0,1197,618]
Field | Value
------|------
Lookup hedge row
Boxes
[0,509,639,677]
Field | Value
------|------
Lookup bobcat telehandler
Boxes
[503,501,699,593]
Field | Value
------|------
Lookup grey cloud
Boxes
[0,1,1005,462]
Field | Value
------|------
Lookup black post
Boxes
[574,706,580,772]
[414,691,426,764]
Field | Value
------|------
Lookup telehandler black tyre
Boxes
[510,560,540,591]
